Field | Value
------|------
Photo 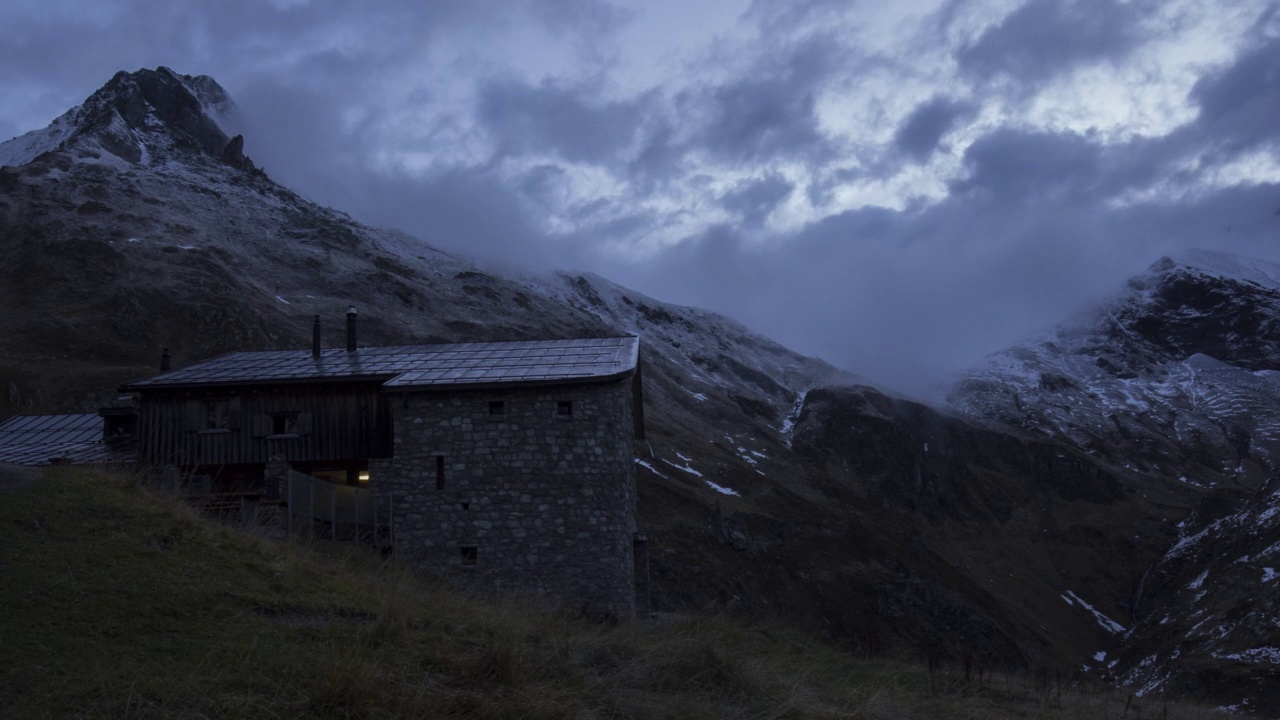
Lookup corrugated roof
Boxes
[0,414,134,466]
[122,336,640,390]
[0,413,102,445]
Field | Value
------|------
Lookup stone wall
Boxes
[370,377,637,618]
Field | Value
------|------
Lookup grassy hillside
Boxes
[0,466,1225,719]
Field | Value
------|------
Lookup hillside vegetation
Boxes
[0,466,1223,719]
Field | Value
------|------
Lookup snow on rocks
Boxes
[1213,647,1280,665]
[1063,590,1127,634]
[634,458,669,479]
[661,457,703,478]
[780,389,808,447]
[704,480,740,497]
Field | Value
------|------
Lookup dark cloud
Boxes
[695,39,839,164]
[893,96,976,161]
[477,79,645,164]
[719,174,794,225]
[950,129,1104,201]
[1188,37,1280,159]
[957,0,1146,88]
[514,164,570,209]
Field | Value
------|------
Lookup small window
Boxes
[488,400,505,418]
[436,455,446,490]
[556,401,573,418]
[206,400,230,430]
[271,413,298,435]
[460,546,477,566]
[460,501,470,511]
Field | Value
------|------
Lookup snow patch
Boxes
[704,480,740,497]
[1214,647,1280,665]
[275,295,291,305]
[0,105,79,167]
[779,389,808,447]
[1064,590,1127,634]
[1263,567,1278,583]
[634,458,669,479]
[1188,569,1209,590]
[660,458,703,478]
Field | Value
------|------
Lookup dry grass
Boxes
[0,467,1230,719]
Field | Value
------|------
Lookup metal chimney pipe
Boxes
[312,315,322,359]
[160,348,171,372]
[346,306,358,352]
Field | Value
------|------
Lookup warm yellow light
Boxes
[358,472,370,483]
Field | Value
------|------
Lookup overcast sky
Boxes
[4,0,1280,395]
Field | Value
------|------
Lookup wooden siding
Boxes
[137,382,391,468]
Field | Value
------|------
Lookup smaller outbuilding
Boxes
[0,411,136,466]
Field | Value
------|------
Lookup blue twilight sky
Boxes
[3,0,1279,395]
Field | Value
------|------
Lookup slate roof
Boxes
[0,413,101,445]
[0,413,134,466]
[122,336,640,391]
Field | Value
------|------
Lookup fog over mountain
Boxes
[3,0,1279,394]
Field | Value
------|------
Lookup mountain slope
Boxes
[948,250,1280,709]
[2,68,1262,700]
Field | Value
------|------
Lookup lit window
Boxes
[358,471,370,484]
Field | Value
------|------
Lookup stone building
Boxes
[121,318,644,618]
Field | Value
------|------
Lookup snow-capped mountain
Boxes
[0,67,249,171]
[951,250,1280,487]
[949,250,1280,709]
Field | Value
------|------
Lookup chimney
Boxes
[346,306,358,352]
[160,348,171,372]
[312,315,322,359]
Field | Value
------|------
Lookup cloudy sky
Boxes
[3,0,1280,395]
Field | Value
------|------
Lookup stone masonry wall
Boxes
[369,377,637,618]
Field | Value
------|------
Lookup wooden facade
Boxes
[124,337,640,495]
[135,381,392,472]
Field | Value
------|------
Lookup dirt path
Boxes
[0,463,40,492]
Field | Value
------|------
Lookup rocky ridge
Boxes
[949,250,1280,709]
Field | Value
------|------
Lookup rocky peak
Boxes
[0,67,261,175]
[1119,250,1280,372]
